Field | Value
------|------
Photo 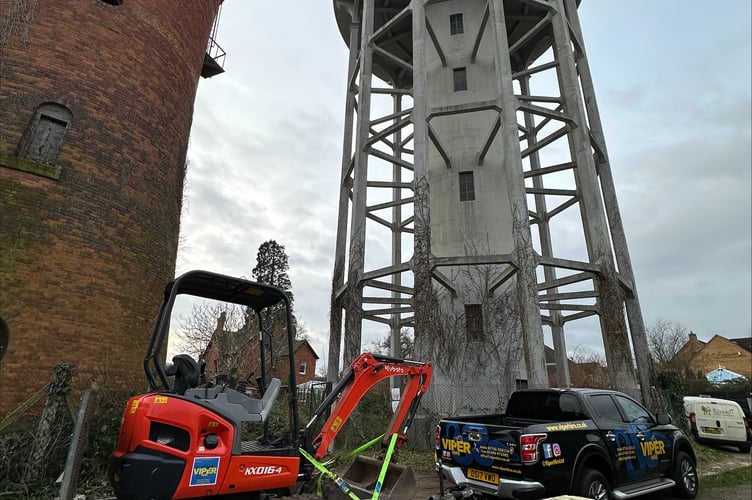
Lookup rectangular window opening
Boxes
[453,67,467,91]
[465,304,483,341]
[450,13,464,35]
[459,171,475,201]
[298,361,307,375]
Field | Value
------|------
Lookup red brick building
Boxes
[201,315,319,393]
[0,0,224,414]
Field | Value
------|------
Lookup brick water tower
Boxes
[328,0,652,412]
[0,0,225,414]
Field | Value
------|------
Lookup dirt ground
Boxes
[411,449,751,499]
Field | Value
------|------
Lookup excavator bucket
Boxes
[338,455,417,500]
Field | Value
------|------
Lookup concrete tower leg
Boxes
[328,3,362,384]
[488,0,547,389]
[548,0,638,397]
[563,0,652,404]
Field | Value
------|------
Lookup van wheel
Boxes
[672,451,698,498]
[739,443,751,453]
[576,468,610,500]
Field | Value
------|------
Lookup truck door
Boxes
[613,394,672,478]
[586,394,664,484]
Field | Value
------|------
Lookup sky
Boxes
[175,1,752,372]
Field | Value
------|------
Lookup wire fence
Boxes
[0,363,142,499]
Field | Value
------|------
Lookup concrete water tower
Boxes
[0,0,225,414]
[328,0,652,411]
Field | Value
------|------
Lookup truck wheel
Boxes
[576,469,610,500]
[738,443,751,453]
[672,451,698,498]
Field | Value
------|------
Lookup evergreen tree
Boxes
[252,240,294,307]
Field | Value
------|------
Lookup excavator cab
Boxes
[111,270,303,499]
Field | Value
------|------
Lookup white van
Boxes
[683,396,751,453]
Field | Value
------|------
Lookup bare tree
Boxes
[174,302,248,372]
[568,346,611,389]
[369,328,415,359]
[647,318,688,369]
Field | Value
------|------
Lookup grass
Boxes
[701,465,752,489]
[397,448,436,473]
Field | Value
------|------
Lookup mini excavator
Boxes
[109,270,432,499]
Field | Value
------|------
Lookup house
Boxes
[200,312,319,392]
[545,345,610,389]
[672,332,752,380]
[279,339,319,386]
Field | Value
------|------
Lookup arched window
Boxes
[18,103,73,165]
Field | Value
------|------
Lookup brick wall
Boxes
[693,336,752,379]
[287,343,319,386]
[0,0,222,415]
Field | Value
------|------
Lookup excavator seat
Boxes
[168,354,200,395]
[183,377,281,423]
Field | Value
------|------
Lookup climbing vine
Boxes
[0,0,39,59]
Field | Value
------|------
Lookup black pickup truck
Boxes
[434,388,698,500]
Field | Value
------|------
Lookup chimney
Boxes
[689,332,697,342]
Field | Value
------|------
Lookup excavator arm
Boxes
[303,352,432,460]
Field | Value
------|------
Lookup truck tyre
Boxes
[671,451,698,498]
[576,468,610,500]
[738,443,751,453]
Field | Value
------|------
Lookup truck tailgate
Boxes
[438,419,524,485]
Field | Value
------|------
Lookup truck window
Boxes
[615,395,653,424]
[559,394,585,420]
[507,392,585,420]
[588,394,623,422]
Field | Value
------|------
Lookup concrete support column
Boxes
[549,0,638,397]
[564,0,652,404]
[489,0,547,388]
[328,3,361,383]
[343,0,376,368]
[411,0,433,365]
[519,75,570,388]
[390,94,404,363]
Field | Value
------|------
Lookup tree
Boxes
[370,329,415,359]
[568,347,611,389]
[173,240,298,382]
[252,240,294,307]
[683,368,711,395]
[175,302,248,374]
[647,319,688,369]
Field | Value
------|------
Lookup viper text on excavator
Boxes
[109,270,432,499]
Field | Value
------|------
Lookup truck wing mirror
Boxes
[656,412,672,425]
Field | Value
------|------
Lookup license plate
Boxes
[701,427,722,435]
[467,468,499,484]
